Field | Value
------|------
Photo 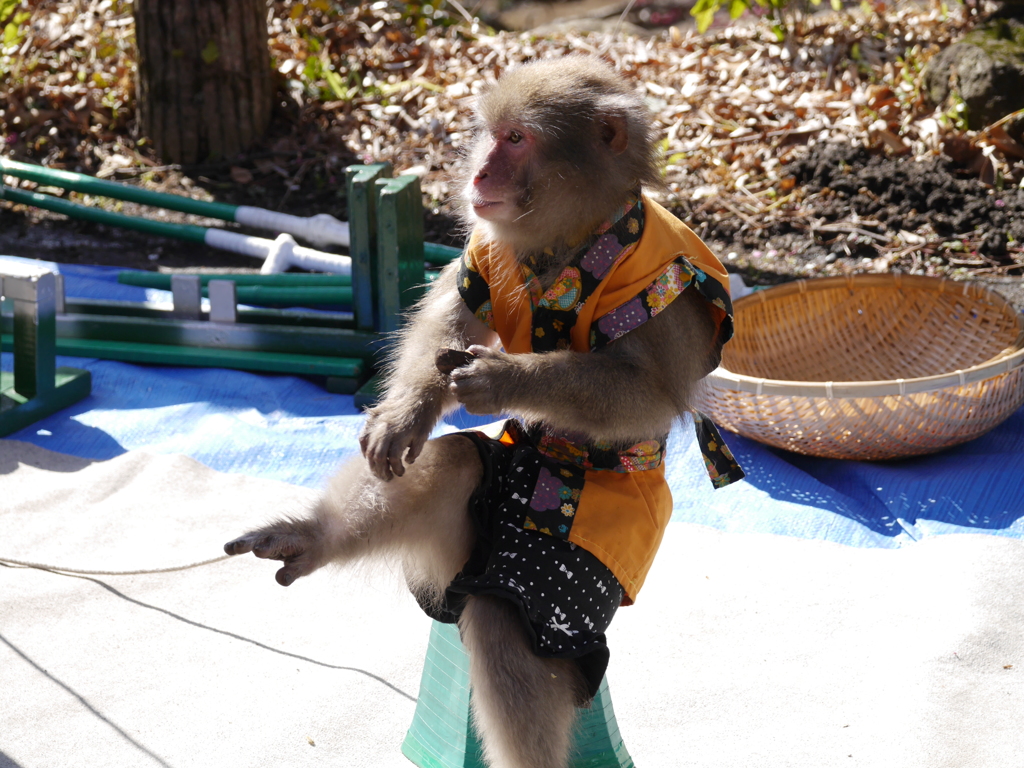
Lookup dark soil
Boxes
[787,144,1023,251]
[666,143,1024,305]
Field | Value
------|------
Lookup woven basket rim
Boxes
[709,273,1024,398]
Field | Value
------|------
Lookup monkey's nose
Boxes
[474,171,488,183]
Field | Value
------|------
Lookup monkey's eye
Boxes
[508,131,524,144]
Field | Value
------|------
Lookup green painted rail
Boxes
[0,157,239,220]
[118,272,352,288]
[63,298,356,329]
[0,185,209,242]
[424,241,461,265]
[2,334,366,379]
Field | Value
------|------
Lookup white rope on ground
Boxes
[0,554,232,576]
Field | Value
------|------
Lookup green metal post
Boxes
[345,163,391,331]
[375,174,426,334]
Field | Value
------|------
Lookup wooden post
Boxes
[345,163,392,331]
[374,175,426,334]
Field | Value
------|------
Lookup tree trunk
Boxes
[134,0,272,165]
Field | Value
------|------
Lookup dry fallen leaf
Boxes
[5,0,1017,283]
[984,126,1024,161]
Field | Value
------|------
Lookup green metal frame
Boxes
[0,165,450,397]
[0,270,91,437]
[1,274,377,392]
[425,241,461,266]
[116,269,438,309]
[353,370,385,410]
[64,298,355,329]
[0,157,240,221]
[0,158,462,266]
[2,313,384,360]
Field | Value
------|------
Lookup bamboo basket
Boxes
[700,273,1024,460]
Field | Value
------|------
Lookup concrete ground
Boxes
[2,438,1023,768]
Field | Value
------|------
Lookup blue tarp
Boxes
[3,255,1023,549]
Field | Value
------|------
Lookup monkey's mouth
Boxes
[471,199,506,220]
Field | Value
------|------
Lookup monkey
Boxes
[224,55,743,768]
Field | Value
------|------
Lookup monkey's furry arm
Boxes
[360,262,498,481]
[450,288,720,445]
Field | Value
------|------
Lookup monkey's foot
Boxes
[223,517,325,586]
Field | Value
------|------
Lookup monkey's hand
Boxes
[449,345,513,415]
[224,516,327,587]
[359,400,438,482]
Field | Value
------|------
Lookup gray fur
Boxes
[456,55,664,259]
[226,57,718,768]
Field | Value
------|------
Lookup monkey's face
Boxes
[458,56,663,258]
[465,121,536,228]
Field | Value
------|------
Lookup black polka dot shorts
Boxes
[418,430,627,699]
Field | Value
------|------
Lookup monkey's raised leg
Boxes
[460,594,585,768]
[224,434,480,592]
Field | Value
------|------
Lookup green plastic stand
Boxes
[403,621,635,768]
[0,270,91,437]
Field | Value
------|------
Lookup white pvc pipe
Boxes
[234,207,350,248]
[202,229,352,276]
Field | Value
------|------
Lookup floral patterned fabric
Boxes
[454,195,744,602]
[458,195,743,487]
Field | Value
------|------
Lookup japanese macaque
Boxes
[225,55,739,768]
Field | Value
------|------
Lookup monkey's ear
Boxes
[600,113,629,154]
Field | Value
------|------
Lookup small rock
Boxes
[924,18,1024,130]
